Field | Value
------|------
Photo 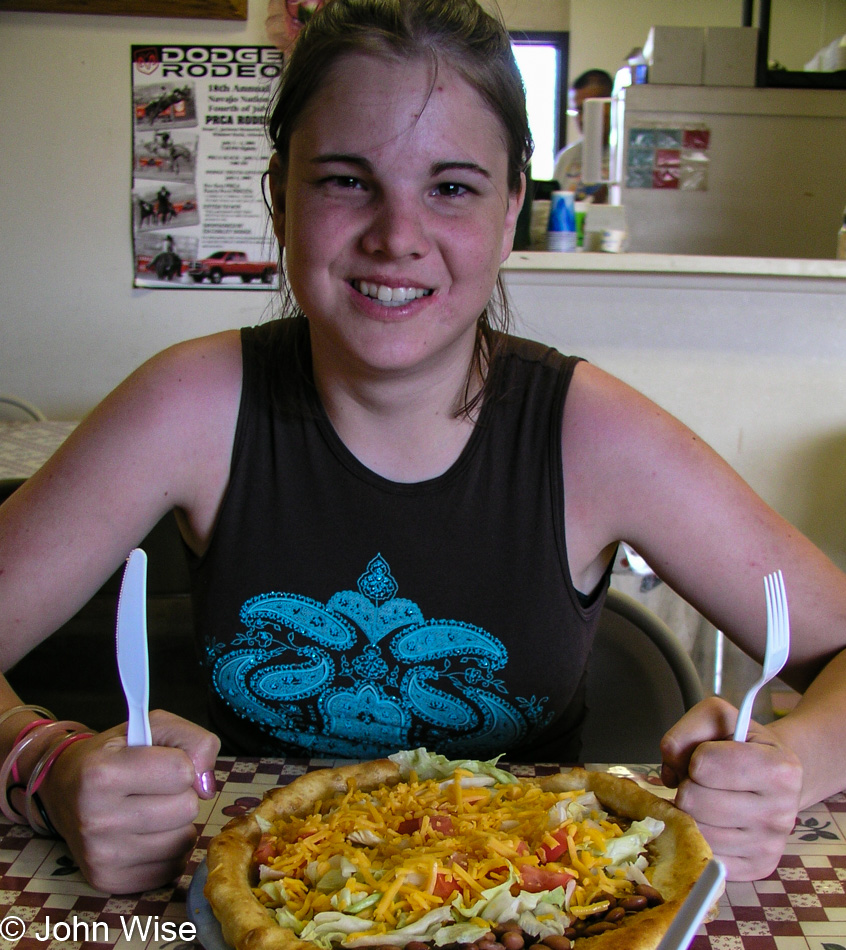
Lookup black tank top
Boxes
[188,318,608,761]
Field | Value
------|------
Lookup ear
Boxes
[268,152,287,248]
[500,172,527,263]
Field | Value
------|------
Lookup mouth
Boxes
[352,280,434,308]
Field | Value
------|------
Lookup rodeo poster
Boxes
[131,45,283,289]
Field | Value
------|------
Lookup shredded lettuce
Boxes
[388,748,517,785]
[259,879,289,902]
[274,907,303,933]
[432,921,489,946]
[454,872,568,936]
[602,817,665,868]
[343,907,456,948]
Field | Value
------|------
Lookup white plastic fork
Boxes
[655,858,726,950]
[733,570,790,742]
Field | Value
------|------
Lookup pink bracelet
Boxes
[0,721,87,824]
[27,732,93,796]
[25,732,93,836]
[10,719,57,782]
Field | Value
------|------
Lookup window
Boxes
[510,32,569,181]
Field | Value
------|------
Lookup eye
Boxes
[321,175,365,190]
[433,182,470,198]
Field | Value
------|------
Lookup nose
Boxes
[360,191,430,260]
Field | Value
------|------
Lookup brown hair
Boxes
[267,0,533,416]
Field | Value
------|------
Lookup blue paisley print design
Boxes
[208,555,552,758]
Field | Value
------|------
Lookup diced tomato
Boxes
[537,828,570,864]
[253,833,278,867]
[515,840,530,856]
[432,872,461,900]
[397,814,455,836]
[429,814,455,835]
[518,864,575,893]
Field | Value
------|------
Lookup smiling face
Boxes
[271,52,524,386]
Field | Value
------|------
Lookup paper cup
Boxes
[547,191,577,252]
[547,230,578,252]
[547,191,576,233]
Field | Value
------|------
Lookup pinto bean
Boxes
[604,907,626,924]
[501,932,524,950]
[635,884,664,906]
[540,936,571,950]
[619,894,648,911]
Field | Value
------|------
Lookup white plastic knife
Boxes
[116,548,152,746]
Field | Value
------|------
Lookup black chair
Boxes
[581,587,705,763]
[4,507,209,732]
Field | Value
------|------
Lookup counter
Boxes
[504,250,846,280]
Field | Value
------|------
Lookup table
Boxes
[0,759,844,950]
[0,421,77,484]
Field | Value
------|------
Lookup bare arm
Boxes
[0,330,241,889]
[562,362,846,877]
[0,329,242,667]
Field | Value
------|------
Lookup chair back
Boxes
[581,587,704,763]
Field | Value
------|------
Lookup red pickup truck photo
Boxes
[188,250,278,285]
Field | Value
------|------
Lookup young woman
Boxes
[1,0,845,894]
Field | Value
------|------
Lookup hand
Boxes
[39,709,220,893]
[660,696,803,881]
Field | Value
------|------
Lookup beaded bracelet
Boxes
[0,721,87,824]
[25,732,92,836]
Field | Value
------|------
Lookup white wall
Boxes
[505,266,846,571]
[3,3,846,575]
[0,5,274,420]
[0,0,568,421]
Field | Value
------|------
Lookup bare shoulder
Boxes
[561,361,770,606]
[0,330,245,660]
[561,362,846,681]
[120,329,243,417]
[562,361,720,509]
[90,329,245,547]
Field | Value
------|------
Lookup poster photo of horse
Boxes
[133,182,200,232]
[134,130,197,183]
[133,81,198,130]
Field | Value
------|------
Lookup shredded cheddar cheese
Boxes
[253,769,660,945]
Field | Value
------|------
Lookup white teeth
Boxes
[356,281,431,305]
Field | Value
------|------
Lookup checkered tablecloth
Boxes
[0,422,77,482]
[0,758,844,950]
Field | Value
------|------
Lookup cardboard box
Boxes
[643,26,704,85]
[704,27,758,86]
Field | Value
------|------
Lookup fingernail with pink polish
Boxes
[199,770,216,797]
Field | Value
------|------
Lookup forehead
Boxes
[292,51,509,164]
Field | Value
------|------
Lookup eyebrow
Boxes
[311,154,492,179]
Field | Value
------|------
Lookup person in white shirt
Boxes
[553,68,612,202]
